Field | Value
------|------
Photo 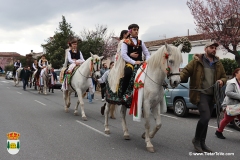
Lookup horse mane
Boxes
[146,45,183,70]
[108,54,125,93]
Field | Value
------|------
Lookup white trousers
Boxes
[40,68,46,77]
[68,60,84,72]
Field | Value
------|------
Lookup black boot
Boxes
[201,140,213,153]
[192,138,204,153]
[101,103,106,115]
[215,131,226,139]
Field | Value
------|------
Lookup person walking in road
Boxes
[180,42,227,153]
[100,63,108,101]
[49,68,57,93]
[98,62,115,118]
[215,68,240,139]
[20,66,31,91]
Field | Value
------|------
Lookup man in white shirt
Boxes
[121,24,150,95]
[14,60,22,78]
[67,38,85,73]
[14,59,22,69]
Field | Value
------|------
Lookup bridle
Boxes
[78,58,101,79]
[164,52,180,79]
[43,66,51,79]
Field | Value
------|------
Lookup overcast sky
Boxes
[0,0,197,55]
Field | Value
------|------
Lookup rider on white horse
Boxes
[38,55,49,86]
[32,59,38,72]
[62,38,85,91]
[67,38,85,73]
[14,59,22,78]
[121,24,150,96]
[31,59,38,83]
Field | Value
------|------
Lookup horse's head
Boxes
[90,53,103,79]
[164,43,183,88]
[48,64,52,70]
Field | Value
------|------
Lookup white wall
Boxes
[148,44,235,64]
[182,46,235,64]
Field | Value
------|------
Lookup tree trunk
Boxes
[235,53,240,67]
[232,44,240,67]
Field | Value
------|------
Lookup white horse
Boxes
[14,67,23,86]
[63,53,102,120]
[38,65,52,95]
[104,43,183,153]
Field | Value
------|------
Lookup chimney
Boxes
[188,29,189,36]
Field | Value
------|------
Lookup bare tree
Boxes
[79,25,117,58]
[187,0,240,66]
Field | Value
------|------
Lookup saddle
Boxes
[63,66,80,85]
[105,64,141,108]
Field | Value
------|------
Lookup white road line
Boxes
[208,125,233,132]
[76,120,110,137]
[34,100,46,106]
[16,92,22,94]
[160,114,178,119]
[0,81,9,83]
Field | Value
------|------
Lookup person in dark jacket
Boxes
[20,66,31,90]
[180,42,227,153]
[49,68,57,93]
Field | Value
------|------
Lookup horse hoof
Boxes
[147,147,155,153]
[142,132,145,139]
[105,130,110,134]
[65,108,69,113]
[82,117,87,121]
[74,112,79,116]
[124,135,130,140]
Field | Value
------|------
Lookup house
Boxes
[0,52,23,70]
[145,34,235,64]
[26,50,43,60]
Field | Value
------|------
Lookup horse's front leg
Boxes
[104,103,110,134]
[121,105,130,140]
[142,101,154,153]
[74,100,80,116]
[63,90,70,113]
[44,80,47,95]
[149,103,162,139]
[38,85,41,94]
[75,89,87,121]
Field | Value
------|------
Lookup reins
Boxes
[178,82,224,128]
[78,58,100,79]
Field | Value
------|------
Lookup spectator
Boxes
[49,68,57,93]
[100,63,108,101]
[216,68,240,139]
[87,78,95,103]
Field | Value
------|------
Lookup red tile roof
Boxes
[145,34,207,48]
[0,52,22,57]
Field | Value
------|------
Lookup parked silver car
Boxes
[54,69,62,89]
[5,71,14,80]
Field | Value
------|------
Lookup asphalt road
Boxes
[0,77,239,160]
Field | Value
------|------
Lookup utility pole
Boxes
[159,34,166,39]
